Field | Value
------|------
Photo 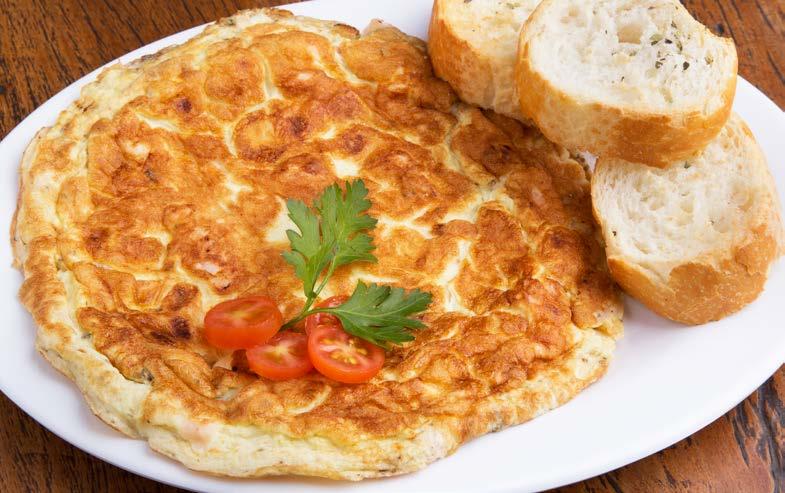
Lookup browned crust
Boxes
[605,225,778,325]
[428,0,494,111]
[427,0,529,122]
[515,1,737,168]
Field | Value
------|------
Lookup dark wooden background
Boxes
[1,0,783,491]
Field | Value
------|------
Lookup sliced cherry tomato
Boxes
[304,295,348,335]
[203,296,282,350]
[246,331,313,381]
[308,324,385,384]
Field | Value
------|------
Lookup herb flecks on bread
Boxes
[516,0,738,167]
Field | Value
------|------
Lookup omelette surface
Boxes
[12,9,623,480]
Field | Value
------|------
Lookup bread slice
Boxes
[428,0,540,121]
[516,0,738,168]
[592,114,784,324]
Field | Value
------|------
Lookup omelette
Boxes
[11,9,622,480]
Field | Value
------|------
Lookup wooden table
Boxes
[0,0,782,491]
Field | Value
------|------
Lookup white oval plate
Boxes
[1,1,783,492]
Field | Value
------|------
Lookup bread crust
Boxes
[12,8,623,480]
[516,0,737,168]
[604,229,778,325]
[428,0,527,121]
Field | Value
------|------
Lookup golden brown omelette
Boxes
[11,8,622,480]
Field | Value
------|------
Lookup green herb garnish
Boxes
[281,179,431,347]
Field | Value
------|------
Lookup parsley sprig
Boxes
[281,180,431,347]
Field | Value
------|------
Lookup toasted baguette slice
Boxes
[592,114,784,324]
[428,0,540,121]
[517,0,737,168]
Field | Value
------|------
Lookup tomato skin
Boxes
[247,332,313,381]
[304,295,349,335]
[307,324,385,384]
[203,296,283,350]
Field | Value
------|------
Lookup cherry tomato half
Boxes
[246,331,313,381]
[307,324,385,384]
[304,295,349,335]
[203,296,282,350]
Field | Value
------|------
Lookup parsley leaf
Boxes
[281,200,331,298]
[282,180,377,299]
[315,180,377,269]
[281,179,432,347]
[318,282,432,347]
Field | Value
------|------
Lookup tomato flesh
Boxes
[304,295,348,335]
[247,332,313,381]
[308,324,385,384]
[203,296,282,350]
[206,294,387,384]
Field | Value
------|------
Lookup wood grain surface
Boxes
[1,0,783,492]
